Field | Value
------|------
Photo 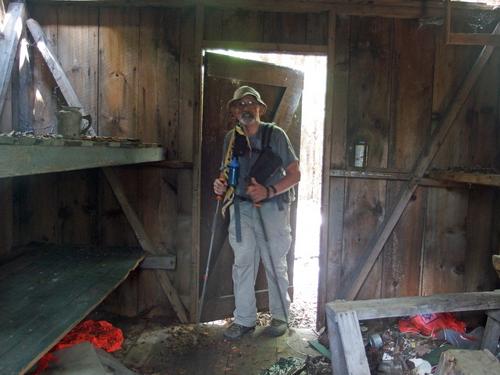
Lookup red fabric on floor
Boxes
[399,313,466,337]
[34,320,123,374]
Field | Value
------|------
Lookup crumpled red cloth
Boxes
[35,320,123,374]
[399,312,466,337]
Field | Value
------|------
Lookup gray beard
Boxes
[239,112,254,125]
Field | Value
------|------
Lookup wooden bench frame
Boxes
[326,291,500,375]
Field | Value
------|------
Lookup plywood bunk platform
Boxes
[0,246,144,375]
[0,134,164,178]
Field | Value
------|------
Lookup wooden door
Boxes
[200,52,303,322]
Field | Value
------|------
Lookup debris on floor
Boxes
[363,313,489,374]
[260,356,332,375]
[35,320,124,374]
[44,342,137,375]
[260,357,305,375]
[116,323,213,372]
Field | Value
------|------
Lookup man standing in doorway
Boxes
[213,86,300,339]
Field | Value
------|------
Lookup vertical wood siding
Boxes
[3,4,498,319]
[382,19,434,298]
[326,15,500,306]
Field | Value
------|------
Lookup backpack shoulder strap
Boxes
[261,123,274,149]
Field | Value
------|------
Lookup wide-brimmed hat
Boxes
[226,86,267,110]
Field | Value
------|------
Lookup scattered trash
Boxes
[377,359,404,374]
[408,358,432,375]
[260,356,332,375]
[308,339,331,360]
[302,356,331,375]
[421,344,453,366]
[435,326,484,349]
[369,333,384,349]
[260,357,305,375]
[382,352,394,361]
[363,314,489,375]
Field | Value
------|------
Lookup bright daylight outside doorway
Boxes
[208,50,327,329]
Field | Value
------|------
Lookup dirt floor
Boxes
[105,317,321,375]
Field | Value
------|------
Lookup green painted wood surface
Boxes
[0,246,144,375]
[0,144,164,178]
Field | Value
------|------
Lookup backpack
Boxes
[249,123,283,186]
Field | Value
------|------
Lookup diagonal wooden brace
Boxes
[0,3,26,115]
[342,22,500,300]
[103,168,189,323]
[26,18,96,136]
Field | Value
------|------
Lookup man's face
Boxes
[230,95,264,126]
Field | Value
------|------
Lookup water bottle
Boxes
[228,156,239,188]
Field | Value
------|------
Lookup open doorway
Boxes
[202,49,327,328]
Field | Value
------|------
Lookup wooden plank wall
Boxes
[323,14,500,317]
[0,4,187,318]
[203,7,328,46]
[2,3,498,320]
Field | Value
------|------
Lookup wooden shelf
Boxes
[0,138,165,178]
[0,245,144,375]
[427,170,500,188]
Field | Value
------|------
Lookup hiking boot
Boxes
[265,319,288,337]
[223,323,255,340]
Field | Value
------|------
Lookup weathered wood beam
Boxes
[14,9,34,132]
[26,18,96,135]
[317,11,338,328]
[341,22,500,300]
[202,40,327,55]
[0,3,26,116]
[206,52,303,89]
[273,85,303,130]
[0,144,164,178]
[428,170,500,188]
[25,0,500,18]
[448,33,500,47]
[330,168,466,188]
[102,167,189,323]
[191,1,205,326]
[481,310,500,353]
[329,291,500,320]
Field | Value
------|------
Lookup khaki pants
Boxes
[228,199,292,327]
